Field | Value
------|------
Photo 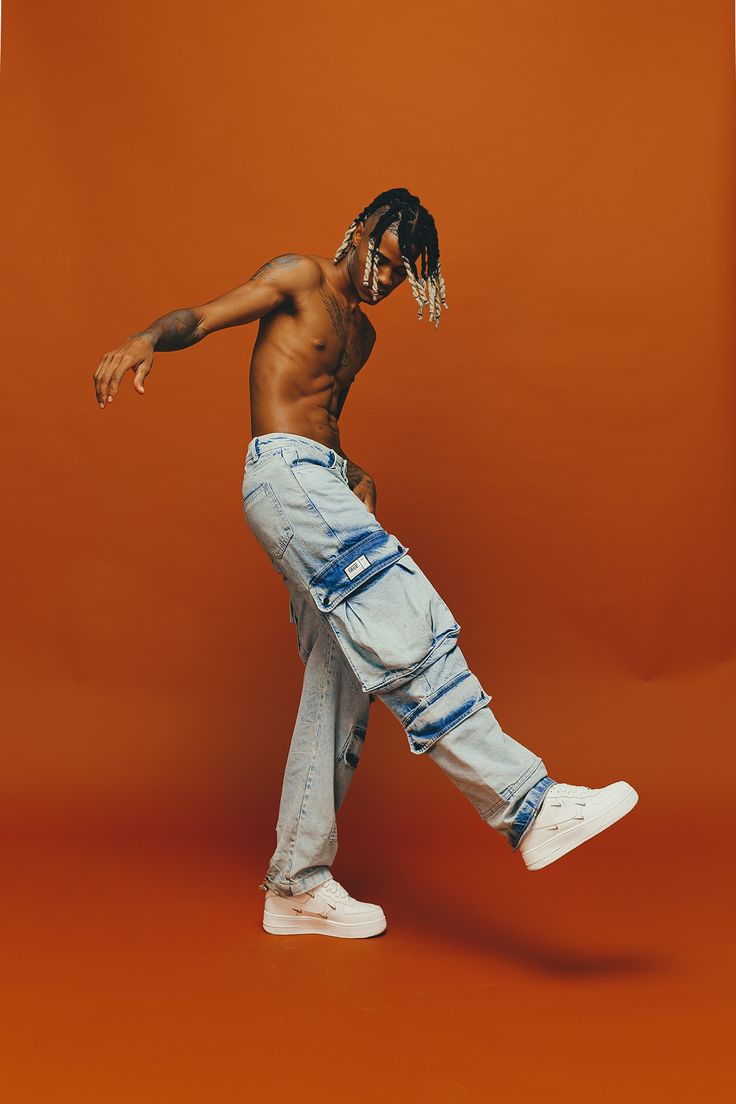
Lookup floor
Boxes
[2,796,731,1103]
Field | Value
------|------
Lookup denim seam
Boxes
[242,478,295,559]
[480,798,507,819]
[289,471,341,535]
[245,451,280,471]
[336,611,458,699]
[324,604,436,698]
[263,866,331,897]
[289,869,331,895]
[279,631,336,883]
[500,757,545,802]
[264,484,295,558]
[263,437,337,469]
[507,774,557,851]
[325,622,367,692]
[407,691,492,755]
[478,761,547,821]
[403,669,470,729]
[285,460,345,543]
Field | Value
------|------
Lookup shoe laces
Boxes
[540,784,588,827]
[320,878,352,903]
[548,782,597,799]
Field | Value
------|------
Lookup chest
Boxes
[311,302,367,370]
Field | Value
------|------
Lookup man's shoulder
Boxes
[248,253,322,291]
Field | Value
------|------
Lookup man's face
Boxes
[348,219,420,305]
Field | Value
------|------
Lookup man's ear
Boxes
[351,220,366,248]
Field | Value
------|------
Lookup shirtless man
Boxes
[93,187,638,939]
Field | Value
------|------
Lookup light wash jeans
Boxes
[242,433,555,895]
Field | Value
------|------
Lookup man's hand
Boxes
[346,462,377,515]
[93,335,154,408]
[353,474,377,515]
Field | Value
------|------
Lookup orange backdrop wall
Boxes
[1,4,735,1096]
[4,0,734,834]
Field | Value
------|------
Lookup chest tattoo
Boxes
[319,284,369,373]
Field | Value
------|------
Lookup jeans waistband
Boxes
[245,432,348,480]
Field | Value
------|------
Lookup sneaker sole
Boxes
[263,913,387,939]
[522,782,639,871]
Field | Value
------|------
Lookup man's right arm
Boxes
[93,254,318,408]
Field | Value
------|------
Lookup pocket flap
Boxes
[309,529,410,613]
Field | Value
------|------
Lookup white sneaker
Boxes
[519,780,639,871]
[262,877,387,938]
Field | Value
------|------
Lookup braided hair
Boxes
[333,187,448,329]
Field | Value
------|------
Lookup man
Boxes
[93,187,638,939]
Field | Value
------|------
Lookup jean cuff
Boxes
[260,866,331,897]
[508,774,557,851]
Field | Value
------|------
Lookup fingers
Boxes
[93,354,111,408]
[105,354,125,404]
[133,358,152,395]
[93,352,124,408]
[353,486,377,515]
[93,350,149,408]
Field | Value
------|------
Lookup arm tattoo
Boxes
[133,308,203,352]
[249,254,302,282]
[346,459,376,498]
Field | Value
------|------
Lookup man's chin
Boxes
[361,289,387,305]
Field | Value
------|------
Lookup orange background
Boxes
[2,2,735,1100]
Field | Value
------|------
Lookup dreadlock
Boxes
[333,187,448,329]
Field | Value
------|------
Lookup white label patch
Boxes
[344,554,371,580]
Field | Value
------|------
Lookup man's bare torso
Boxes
[94,217,420,511]
[249,254,376,449]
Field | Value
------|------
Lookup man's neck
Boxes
[328,256,362,311]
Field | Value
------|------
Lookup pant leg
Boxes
[261,580,371,896]
[426,706,556,849]
[243,435,554,862]
[361,580,555,850]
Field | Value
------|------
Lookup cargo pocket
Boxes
[336,724,366,770]
[334,724,367,814]
[242,482,294,561]
[308,529,461,693]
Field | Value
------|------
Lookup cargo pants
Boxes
[242,433,555,895]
